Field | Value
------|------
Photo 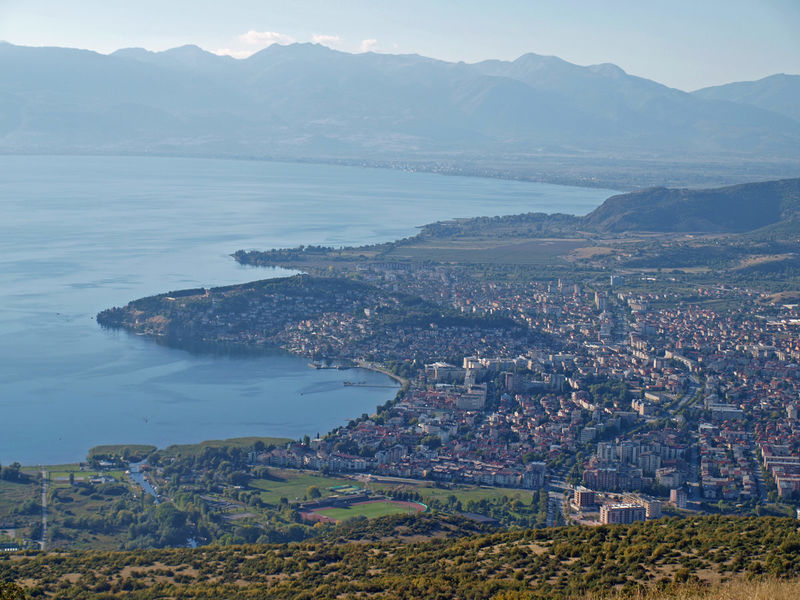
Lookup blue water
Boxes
[129,461,159,504]
[0,155,613,465]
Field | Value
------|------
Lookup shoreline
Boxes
[3,150,798,192]
[3,157,603,470]
[355,361,409,387]
[0,150,625,191]
[10,352,402,468]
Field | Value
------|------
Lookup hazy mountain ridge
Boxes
[693,74,800,122]
[1,41,799,164]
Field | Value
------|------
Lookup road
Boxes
[40,469,47,551]
[546,468,570,527]
[750,440,770,503]
[678,384,700,409]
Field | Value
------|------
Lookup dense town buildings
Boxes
[114,261,800,517]
[250,268,798,518]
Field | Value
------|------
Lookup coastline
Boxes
[2,155,607,468]
[0,150,626,190]
[4,150,797,191]
[356,361,409,388]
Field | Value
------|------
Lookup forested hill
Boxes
[3,514,800,599]
[408,177,800,240]
[582,177,800,233]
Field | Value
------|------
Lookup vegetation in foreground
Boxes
[602,577,800,600]
[2,515,800,599]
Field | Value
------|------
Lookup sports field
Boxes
[309,499,426,522]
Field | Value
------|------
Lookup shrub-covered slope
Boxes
[3,515,800,599]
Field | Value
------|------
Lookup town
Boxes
[99,255,800,529]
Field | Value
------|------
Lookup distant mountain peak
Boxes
[111,43,233,70]
[512,52,570,67]
[587,63,626,77]
[112,47,154,58]
[162,44,209,55]
[692,73,800,122]
[250,42,338,56]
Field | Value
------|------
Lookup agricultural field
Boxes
[0,479,40,544]
[381,237,588,265]
[46,464,127,483]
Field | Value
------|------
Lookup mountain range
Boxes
[1,41,798,172]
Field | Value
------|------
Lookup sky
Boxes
[0,0,798,90]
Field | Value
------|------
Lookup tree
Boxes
[1,462,23,482]
[229,471,251,487]
[0,582,25,600]
[155,503,187,529]
[306,486,322,499]
[420,435,442,450]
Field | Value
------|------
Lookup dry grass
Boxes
[760,290,800,304]
[599,577,800,600]
[569,245,616,259]
[732,253,795,270]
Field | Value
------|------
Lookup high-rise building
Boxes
[670,488,688,509]
[623,493,662,519]
[600,503,646,524]
[574,486,596,508]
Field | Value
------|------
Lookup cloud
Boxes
[213,48,255,59]
[359,38,378,53]
[312,34,342,48]
[212,30,295,59]
[238,30,295,47]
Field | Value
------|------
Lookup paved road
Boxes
[678,385,699,408]
[40,469,47,551]
[750,441,770,503]
[546,471,570,526]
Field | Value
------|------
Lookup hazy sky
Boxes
[1,0,798,90]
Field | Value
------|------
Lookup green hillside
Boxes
[582,178,800,233]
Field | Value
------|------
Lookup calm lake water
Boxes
[0,155,613,465]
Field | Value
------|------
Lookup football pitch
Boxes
[314,500,425,521]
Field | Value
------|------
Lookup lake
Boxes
[0,155,613,465]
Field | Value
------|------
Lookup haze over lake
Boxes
[0,155,612,465]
